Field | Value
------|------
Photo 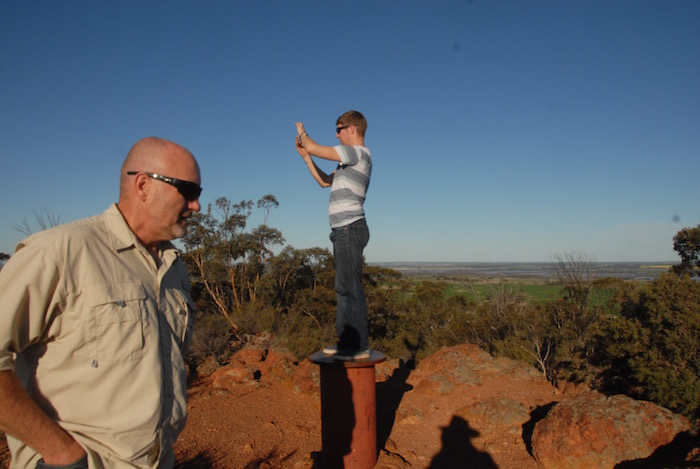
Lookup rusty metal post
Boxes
[310,351,386,469]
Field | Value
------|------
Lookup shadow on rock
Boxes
[522,401,558,456]
[614,429,700,468]
[376,358,414,452]
[428,416,497,469]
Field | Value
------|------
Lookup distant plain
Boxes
[373,262,676,304]
[374,261,674,281]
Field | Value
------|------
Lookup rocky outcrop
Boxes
[195,343,695,468]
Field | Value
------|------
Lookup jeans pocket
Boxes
[36,455,88,469]
[352,224,370,249]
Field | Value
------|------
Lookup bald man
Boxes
[0,137,202,468]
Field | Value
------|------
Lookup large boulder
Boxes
[531,391,690,469]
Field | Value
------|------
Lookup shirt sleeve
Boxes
[334,145,360,166]
[0,239,62,371]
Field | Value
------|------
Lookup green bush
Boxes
[628,274,700,417]
[187,313,234,369]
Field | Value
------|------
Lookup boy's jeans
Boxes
[330,218,370,351]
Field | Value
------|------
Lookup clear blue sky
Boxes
[1,1,698,263]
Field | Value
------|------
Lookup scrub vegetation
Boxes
[179,197,700,420]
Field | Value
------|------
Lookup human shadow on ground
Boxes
[428,416,498,469]
[376,357,415,452]
[174,450,220,468]
[243,449,300,468]
[614,429,700,468]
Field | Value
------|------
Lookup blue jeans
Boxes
[330,218,370,351]
[37,455,88,469]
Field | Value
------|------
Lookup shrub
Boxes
[628,274,700,418]
[187,313,234,369]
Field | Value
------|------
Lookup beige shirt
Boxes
[0,204,195,468]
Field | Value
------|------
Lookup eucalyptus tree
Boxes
[182,195,283,332]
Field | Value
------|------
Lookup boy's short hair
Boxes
[337,110,367,137]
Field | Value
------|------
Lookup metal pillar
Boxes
[310,350,386,469]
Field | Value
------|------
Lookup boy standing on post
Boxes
[295,110,372,360]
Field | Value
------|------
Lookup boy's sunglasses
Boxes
[126,171,202,201]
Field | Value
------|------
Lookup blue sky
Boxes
[1,1,698,263]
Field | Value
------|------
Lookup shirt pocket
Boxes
[80,282,147,364]
[163,287,195,348]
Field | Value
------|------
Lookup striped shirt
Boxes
[329,145,372,228]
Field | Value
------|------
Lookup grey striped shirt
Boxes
[329,145,372,228]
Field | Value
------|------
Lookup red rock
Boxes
[375,358,402,383]
[210,361,254,389]
[531,391,690,469]
[258,347,297,384]
[291,359,320,395]
[231,347,265,365]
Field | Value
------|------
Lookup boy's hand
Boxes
[296,139,311,161]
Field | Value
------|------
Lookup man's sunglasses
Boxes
[126,171,202,201]
[336,125,350,133]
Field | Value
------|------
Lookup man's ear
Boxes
[134,173,150,201]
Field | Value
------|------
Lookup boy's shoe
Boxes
[322,344,340,355]
[335,348,371,361]
[322,344,371,361]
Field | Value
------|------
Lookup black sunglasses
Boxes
[126,171,202,201]
[336,125,350,133]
